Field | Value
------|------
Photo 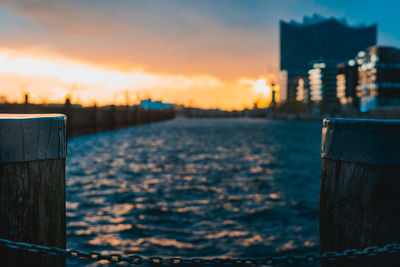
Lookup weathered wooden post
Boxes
[136,106,143,125]
[125,106,131,127]
[320,118,400,266]
[0,114,66,267]
[132,105,138,125]
[91,103,98,133]
[64,98,72,137]
[110,105,116,130]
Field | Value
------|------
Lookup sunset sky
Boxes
[0,0,398,110]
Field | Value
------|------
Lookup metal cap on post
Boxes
[0,114,67,267]
[320,118,400,266]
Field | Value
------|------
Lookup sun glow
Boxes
[253,79,271,96]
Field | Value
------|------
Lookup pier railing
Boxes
[0,101,176,137]
[0,237,399,265]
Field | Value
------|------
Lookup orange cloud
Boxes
[0,0,278,79]
[0,0,125,36]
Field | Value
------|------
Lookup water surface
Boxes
[66,118,322,265]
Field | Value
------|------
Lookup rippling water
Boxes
[66,117,322,266]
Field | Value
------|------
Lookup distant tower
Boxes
[253,102,259,110]
[23,93,29,113]
[271,83,276,105]
[269,83,277,111]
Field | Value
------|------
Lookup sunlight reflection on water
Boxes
[66,117,321,266]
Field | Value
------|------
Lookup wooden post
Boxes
[0,114,66,267]
[110,105,116,130]
[148,109,153,123]
[91,104,98,133]
[137,107,143,125]
[132,106,137,125]
[64,98,72,137]
[320,118,400,266]
[125,106,130,127]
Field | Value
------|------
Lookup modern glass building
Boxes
[279,14,377,104]
[357,46,400,111]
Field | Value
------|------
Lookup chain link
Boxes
[0,238,399,265]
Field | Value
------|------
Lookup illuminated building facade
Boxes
[278,70,288,103]
[295,77,309,103]
[357,46,400,111]
[308,61,338,107]
[280,14,377,104]
[336,61,359,107]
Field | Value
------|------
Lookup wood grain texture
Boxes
[320,158,400,266]
[0,159,66,266]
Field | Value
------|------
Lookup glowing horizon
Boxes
[0,49,276,110]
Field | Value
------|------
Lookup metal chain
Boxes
[0,238,399,265]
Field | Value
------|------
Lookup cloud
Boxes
[0,0,126,35]
[0,0,278,79]
[0,1,282,110]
